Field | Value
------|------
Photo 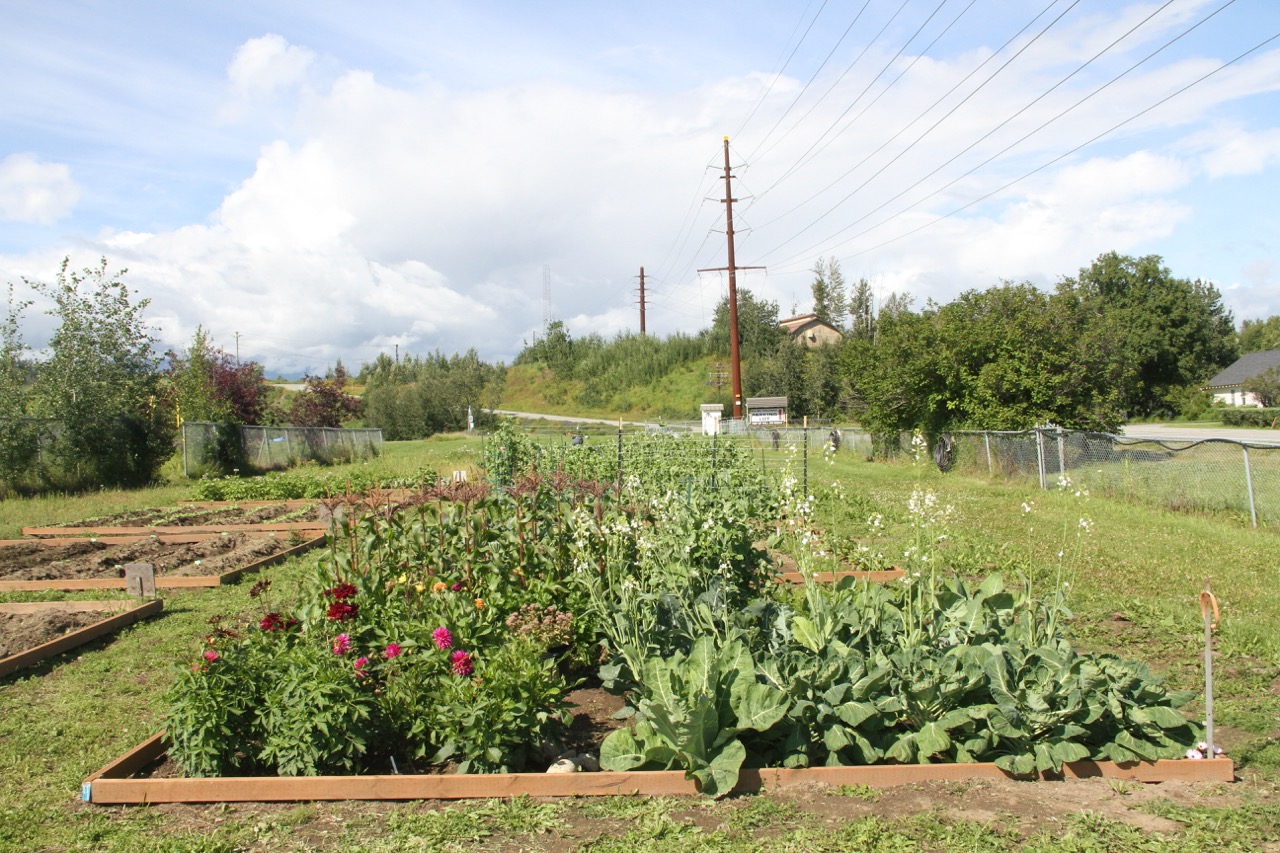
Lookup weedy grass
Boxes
[1,435,1278,851]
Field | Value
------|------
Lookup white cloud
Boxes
[228,34,315,96]
[0,154,79,224]
[219,34,317,124]
[1201,127,1280,177]
[3,4,1279,376]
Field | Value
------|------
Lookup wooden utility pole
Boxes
[699,137,763,419]
[638,266,647,335]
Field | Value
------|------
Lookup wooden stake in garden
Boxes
[1201,579,1220,756]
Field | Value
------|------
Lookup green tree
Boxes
[810,257,847,329]
[166,326,229,424]
[0,285,39,492]
[1238,316,1280,354]
[1244,365,1280,407]
[1055,252,1237,419]
[848,277,875,340]
[841,306,949,438]
[514,320,581,378]
[705,288,786,361]
[26,258,175,488]
[934,283,1127,431]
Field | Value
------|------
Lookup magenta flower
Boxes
[450,582,464,592]
[384,642,403,659]
[354,656,369,675]
[332,633,351,655]
[432,626,454,650]
[202,650,219,662]
[450,649,474,676]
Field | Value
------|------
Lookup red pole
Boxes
[723,138,743,419]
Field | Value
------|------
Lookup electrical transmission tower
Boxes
[543,265,551,335]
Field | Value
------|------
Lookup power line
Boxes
[746,0,899,166]
[755,0,960,200]
[731,0,831,141]
[751,0,1068,231]
[759,0,1192,266]
[840,26,1279,261]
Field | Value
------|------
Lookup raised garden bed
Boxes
[0,533,325,592]
[82,733,1233,804]
[763,545,904,583]
[0,599,163,678]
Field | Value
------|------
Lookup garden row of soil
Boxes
[32,500,325,533]
[0,599,163,678]
[0,500,330,591]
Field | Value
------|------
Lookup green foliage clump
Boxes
[360,348,504,440]
[1221,408,1280,428]
[5,258,177,491]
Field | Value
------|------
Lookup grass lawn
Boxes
[1,436,1278,851]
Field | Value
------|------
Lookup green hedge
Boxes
[1221,408,1280,428]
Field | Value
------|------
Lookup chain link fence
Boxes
[181,422,383,476]
[945,427,1280,527]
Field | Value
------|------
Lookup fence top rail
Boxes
[950,427,1280,452]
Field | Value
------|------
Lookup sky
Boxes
[1,0,1278,377]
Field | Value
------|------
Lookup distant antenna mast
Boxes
[543,264,552,334]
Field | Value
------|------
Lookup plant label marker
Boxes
[124,562,156,598]
[1201,579,1219,757]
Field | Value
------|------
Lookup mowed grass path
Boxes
[1,435,1278,851]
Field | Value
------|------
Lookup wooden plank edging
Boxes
[23,522,328,537]
[777,569,905,584]
[0,599,164,678]
[82,735,1234,804]
[0,535,326,593]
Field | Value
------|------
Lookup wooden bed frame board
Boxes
[776,569,905,584]
[82,733,1233,804]
[0,535,325,592]
[0,598,164,678]
[22,522,329,538]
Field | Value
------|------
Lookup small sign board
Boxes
[123,562,156,598]
[746,396,789,426]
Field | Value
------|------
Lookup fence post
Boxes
[984,432,993,477]
[802,417,809,498]
[1057,426,1067,478]
[1035,428,1047,490]
[182,422,189,479]
[1243,446,1258,528]
[711,430,719,491]
[616,418,623,487]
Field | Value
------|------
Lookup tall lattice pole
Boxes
[543,264,551,335]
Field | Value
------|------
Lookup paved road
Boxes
[1120,423,1280,446]
[492,410,645,427]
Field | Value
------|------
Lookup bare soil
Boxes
[0,609,106,658]
[46,501,323,530]
[0,532,301,581]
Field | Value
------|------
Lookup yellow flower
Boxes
[475,598,485,610]
[414,582,425,594]
[397,573,408,585]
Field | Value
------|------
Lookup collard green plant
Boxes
[600,635,789,797]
